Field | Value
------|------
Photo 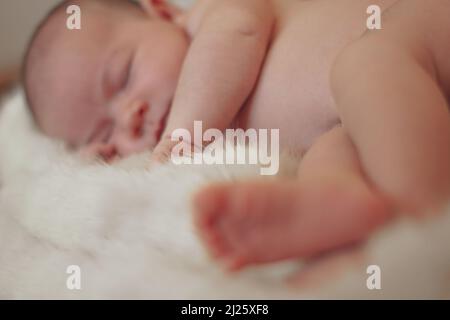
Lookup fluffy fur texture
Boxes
[1,89,450,299]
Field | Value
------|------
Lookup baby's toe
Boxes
[192,184,236,257]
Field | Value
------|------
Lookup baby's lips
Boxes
[98,145,119,163]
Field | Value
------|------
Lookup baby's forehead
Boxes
[45,0,138,32]
[33,0,135,62]
[25,7,102,125]
[25,0,142,122]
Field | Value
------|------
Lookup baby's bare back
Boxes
[236,0,398,153]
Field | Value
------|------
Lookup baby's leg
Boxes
[193,126,390,270]
[331,1,450,215]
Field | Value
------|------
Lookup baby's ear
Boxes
[138,0,182,22]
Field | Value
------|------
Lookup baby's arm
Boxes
[154,0,274,161]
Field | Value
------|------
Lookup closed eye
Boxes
[117,55,132,91]
[102,49,134,99]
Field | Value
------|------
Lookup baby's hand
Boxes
[150,136,179,165]
[150,135,203,166]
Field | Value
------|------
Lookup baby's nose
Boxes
[112,100,156,156]
[122,101,150,139]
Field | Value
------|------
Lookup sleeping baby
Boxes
[24,0,450,270]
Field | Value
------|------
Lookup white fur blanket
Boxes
[0,89,450,299]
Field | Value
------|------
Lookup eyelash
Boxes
[119,56,133,91]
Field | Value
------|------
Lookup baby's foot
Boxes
[192,178,390,271]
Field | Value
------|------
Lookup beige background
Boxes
[0,0,62,69]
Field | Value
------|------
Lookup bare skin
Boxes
[25,0,450,271]
[192,0,450,270]
[165,0,397,268]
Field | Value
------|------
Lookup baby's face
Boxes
[31,2,188,159]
